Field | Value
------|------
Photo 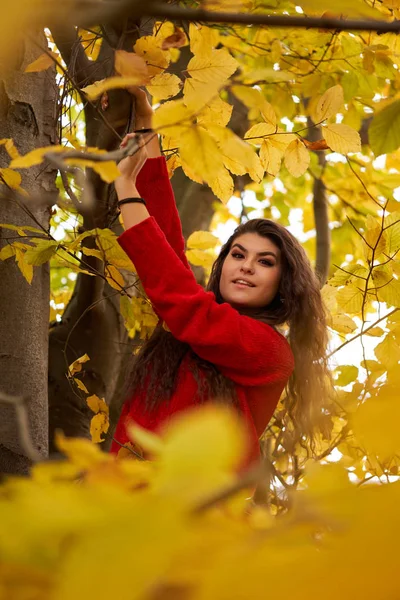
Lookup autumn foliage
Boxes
[1,0,400,596]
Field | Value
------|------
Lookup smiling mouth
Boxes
[232,279,255,288]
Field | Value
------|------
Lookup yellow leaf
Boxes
[260,139,283,176]
[105,264,125,290]
[179,126,223,182]
[209,167,234,203]
[10,145,65,168]
[352,388,400,459]
[94,228,135,271]
[364,216,387,259]
[153,99,194,137]
[329,313,358,334]
[377,278,400,307]
[91,160,121,183]
[24,51,58,73]
[384,212,400,256]
[14,248,33,284]
[206,123,262,182]
[0,244,16,260]
[189,23,220,56]
[24,240,58,265]
[181,160,204,184]
[231,85,277,128]
[81,247,104,260]
[183,78,221,111]
[55,431,109,467]
[244,122,276,144]
[313,84,344,122]
[147,72,182,101]
[78,27,103,61]
[87,394,109,415]
[323,124,361,154]
[197,95,233,128]
[114,50,149,79]
[186,248,215,268]
[0,138,20,159]
[74,378,89,394]
[186,48,238,87]
[133,36,170,76]
[126,421,164,456]
[375,333,400,368]
[336,285,364,314]
[0,168,21,189]
[284,139,310,177]
[159,406,247,489]
[335,365,359,387]
[187,230,219,250]
[68,354,90,377]
[365,326,385,337]
[90,412,110,443]
[81,76,146,100]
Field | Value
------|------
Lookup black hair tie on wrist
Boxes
[117,197,146,208]
[133,128,153,134]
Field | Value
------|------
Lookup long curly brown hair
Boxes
[124,218,332,442]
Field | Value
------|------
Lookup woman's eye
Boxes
[232,252,244,259]
[261,260,275,267]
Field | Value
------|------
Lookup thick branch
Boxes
[50,26,92,88]
[33,1,400,35]
[144,4,398,34]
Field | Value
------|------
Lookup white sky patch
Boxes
[280,117,294,132]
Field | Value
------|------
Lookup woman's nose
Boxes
[241,261,254,273]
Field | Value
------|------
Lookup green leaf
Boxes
[369,99,400,157]
[24,240,58,265]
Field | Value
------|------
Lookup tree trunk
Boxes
[48,20,151,452]
[0,33,57,474]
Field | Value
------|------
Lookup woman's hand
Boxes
[115,133,149,199]
[128,86,154,128]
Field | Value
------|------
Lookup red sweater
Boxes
[110,157,294,465]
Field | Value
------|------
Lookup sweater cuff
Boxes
[117,216,159,251]
[136,156,169,187]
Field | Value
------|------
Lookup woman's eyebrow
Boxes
[231,243,278,259]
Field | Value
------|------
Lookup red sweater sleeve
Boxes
[135,157,190,270]
[118,217,294,387]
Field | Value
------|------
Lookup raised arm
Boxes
[119,87,189,269]
[115,133,294,386]
[135,157,190,269]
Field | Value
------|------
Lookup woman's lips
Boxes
[232,280,255,288]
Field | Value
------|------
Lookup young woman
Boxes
[110,89,330,466]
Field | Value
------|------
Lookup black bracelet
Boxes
[117,197,146,208]
[133,128,153,134]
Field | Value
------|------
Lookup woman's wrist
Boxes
[115,178,140,200]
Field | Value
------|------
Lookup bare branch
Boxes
[327,307,399,359]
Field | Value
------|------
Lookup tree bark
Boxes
[0,33,58,474]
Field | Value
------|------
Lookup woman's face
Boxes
[219,232,282,309]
